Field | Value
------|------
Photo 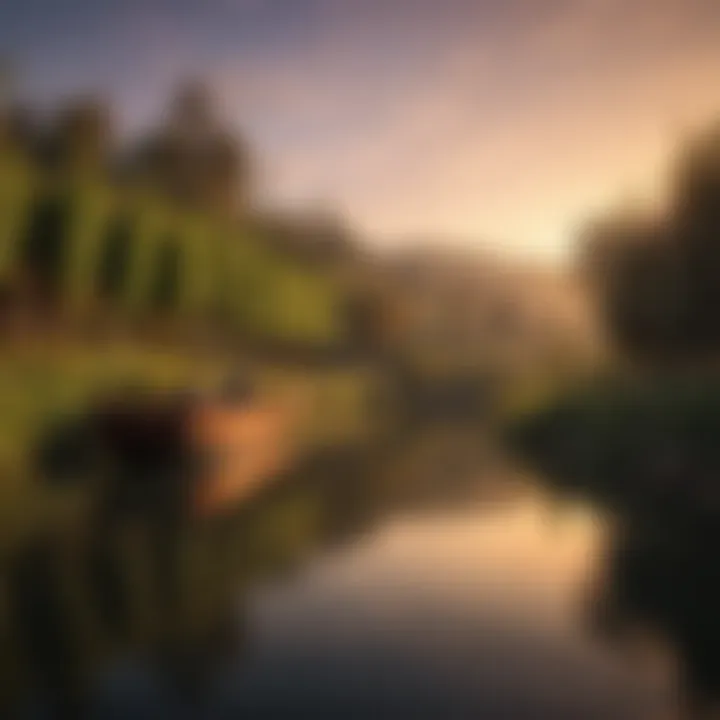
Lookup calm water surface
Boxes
[227,480,672,719]
[7,428,694,718]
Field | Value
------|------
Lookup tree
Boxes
[129,81,251,215]
[580,122,720,363]
[46,97,113,174]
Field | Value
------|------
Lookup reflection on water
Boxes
[590,517,720,719]
[0,426,713,718]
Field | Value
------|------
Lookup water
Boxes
[231,506,649,719]
[0,427,704,718]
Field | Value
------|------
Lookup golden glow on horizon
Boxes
[44,0,715,265]
[224,0,720,264]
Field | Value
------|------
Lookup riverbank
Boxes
[504,372,720,515]
[0,332,389,553]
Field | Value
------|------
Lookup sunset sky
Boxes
[2,0,720,264]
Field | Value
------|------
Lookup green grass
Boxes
[0,338,381,551]
[0,147,376,551]
[0,148,346,347]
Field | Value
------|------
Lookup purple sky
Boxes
[2,0,720,263]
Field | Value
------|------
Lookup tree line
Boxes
[581,121,720,365]
[0,80,376,354]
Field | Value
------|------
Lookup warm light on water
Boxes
[227,481,679,719]
[2,427,697,719]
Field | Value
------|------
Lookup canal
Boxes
[2,426,709,718]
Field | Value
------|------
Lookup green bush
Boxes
[97,213,133,301]
[60,180,114,311]
[0,151,34,282]
[506,374,720,503]
[21,191,70,296]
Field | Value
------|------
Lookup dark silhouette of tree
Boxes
[129,81,251,215]
[97,215,132,301]
[21,196,69,302]
[581,121,720,363]
[3,106,40,155]
[44,96,113,175]
[673,122,720,352]
[149,238,182,312]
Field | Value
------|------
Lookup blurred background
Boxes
[0,0,719,718]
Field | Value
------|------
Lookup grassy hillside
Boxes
[0,152,344,347]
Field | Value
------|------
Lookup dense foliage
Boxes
[581,122,720,363]
[0,85,345,349]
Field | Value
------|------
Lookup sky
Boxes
[2,0,720,265]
